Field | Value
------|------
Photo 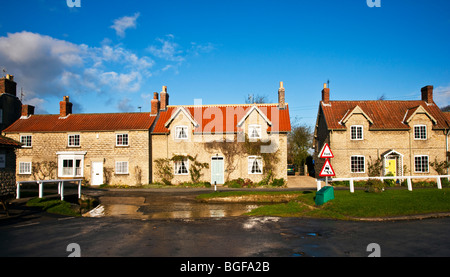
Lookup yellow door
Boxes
[387,159,396,176]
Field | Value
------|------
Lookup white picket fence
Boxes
[16,179,83,201]
[317,175,450,193]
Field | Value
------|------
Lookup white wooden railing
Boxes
[316,175,450,193]
[16,179,83,201]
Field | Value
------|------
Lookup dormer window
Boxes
[175,126,188,139]
[414,125,427,140]
[248,124,261,139]
[350,125,363,140]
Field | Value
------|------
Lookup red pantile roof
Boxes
[0,136,21,147]
[321,101,450,130]
[152,104,291,134]
[3,113,157,133]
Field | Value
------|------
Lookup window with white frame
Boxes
[57,153,85,178]
[116,133,129,146]
[175,126,188,139]
[248,156,263,174]
[350,125,363,140]
[414,125,427,140]
[248,125,262,139]
[115,161,129,174]
[414,155,429,173]
[19,162,32,174]
[68,134,80,147]
[174,158,189,175]
[351,156,365,173]
[20,135,32,147]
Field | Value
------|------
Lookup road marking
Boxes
[14,222,40,228]
[58,217,75,221]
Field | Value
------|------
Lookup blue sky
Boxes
[0,0,449,128]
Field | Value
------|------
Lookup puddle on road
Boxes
[84,197,262,219]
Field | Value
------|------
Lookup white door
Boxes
[211,157,224,185]
[91,162,104,186]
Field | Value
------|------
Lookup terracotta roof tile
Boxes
[152,104,291,134]
[0,136,21,147]
[3,113,157,133]
[321,101,449,130]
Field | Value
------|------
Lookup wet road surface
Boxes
[1,188,450,258]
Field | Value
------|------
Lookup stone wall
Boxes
[151,108,288,184]
[6,130,150,186]
[315,112,447,178]
[0,148,17,200]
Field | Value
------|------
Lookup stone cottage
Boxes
[3,96,157,186]
[314,84,450,178]
[150,83,292,185]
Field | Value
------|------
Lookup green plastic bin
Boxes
[315,186,335,205]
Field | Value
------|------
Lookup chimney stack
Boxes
[0,74,17,96]
[322,83,330,104]
[151,92,160,115]
[421,85,434,104]
[278,81,286,109]
[21,105,35,117]
[160,86,169,111]
[60,96,73,117]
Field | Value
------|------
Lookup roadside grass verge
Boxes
[199,188,450,220]
[26,198,81,217]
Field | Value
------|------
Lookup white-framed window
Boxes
[68,134,80,147]
[57,152,85,178]
[115,161,129,174]
[19,162,32,174]
[248,124,262,139]
[350,125,363,140]
[414,125,427,140]
[248,156,263,174]
[414,155,429,173]
[351,155,365,173]
[20,135,32,148]
[116,133,129,146]
[175,126,188,140]
[174,158,189,175]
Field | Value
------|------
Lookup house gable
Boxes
[164,106,199,129]
[403,105,437,125]
[339,105,374,126]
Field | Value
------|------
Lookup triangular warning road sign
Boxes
[319,143,334,159]
[320,159,336,177]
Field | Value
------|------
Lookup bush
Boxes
[384,172,396,187]
[365,179,384,193]
[271,178,285,187]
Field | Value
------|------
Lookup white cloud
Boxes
[110,13,140,38]
[0,31,153,113]
[434,86,450,108]
[147,36,185,62]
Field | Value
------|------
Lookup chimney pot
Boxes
[421,85,434,104]
[0,75,17,96]
[60,96,73,117]
[278,81,286,109]
[160,85,169,111]
[322,84,330,104]
[151,92,160,115]
[21,105,35,117]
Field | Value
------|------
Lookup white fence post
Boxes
[317,180,322,191]
[350,179,354,193]
[407,177,412,191]
[60,181,64,201]
[16,182,20,199]
[437,177,442,190]
[38,182,44,198]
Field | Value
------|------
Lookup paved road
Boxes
[2,189,450,260]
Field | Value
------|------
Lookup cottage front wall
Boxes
[6,130,150,186]
[151,108,288,184]
[323,112,447,178]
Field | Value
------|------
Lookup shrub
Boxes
[271,178,285,187]
[365,179,384,193]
